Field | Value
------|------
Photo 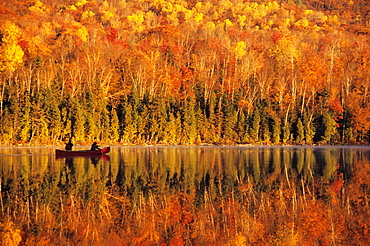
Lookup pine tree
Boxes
[123,103,137,143]
[272,118,281,144]
[182,99,197,144]
[250,110,261,142]
[303,112,315,144]
[322,111,337,143]
[222,99,237,143]
[19,95,31,142]
[296,118,304,143]
[73,102,86,143]
[282,121,291,144]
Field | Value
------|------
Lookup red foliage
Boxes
[329,97,344,120]
[18,35,29,58]
[107,27,128,48]
[272,31,283,44]
[107,27,118,42]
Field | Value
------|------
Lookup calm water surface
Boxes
[1,146,370,195]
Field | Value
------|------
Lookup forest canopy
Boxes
[0,0,369,145]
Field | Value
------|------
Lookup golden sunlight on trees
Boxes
[0,0,369,145]
[0,21,24,73]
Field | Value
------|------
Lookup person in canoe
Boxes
[65,138,73,150]
[90,142,101,151]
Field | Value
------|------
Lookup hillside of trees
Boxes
[0,0,369,146]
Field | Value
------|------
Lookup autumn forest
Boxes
[0,0,370,145]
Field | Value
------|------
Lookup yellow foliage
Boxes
[327,15,340,26]
[167,13,179,25]
[304,9,314,15]
[76,25,89,42]
[0,22,24,73]
[29,0,49,14]
[76,0,88,7]
[237,15,246,27]
[67,5,77,11]
[193,13,204,23]
[127,12,144,25]
[162,2,174,12]
[220,0,233,10]
[225,19,233,27]
[100,1,116,23]
[29,36,52,57]
[231,41,246,59]
[173,3,187,13]
[185,9,195,22]
[205,21,216,32]
[194,1,213,14]
[101,10,115,22]
[0,220,22,246]
[295,18,309,27]
[82,10,96,20]
[127,12,145,32]
[233,233,247,245]
[272,224,300,246]
[272,37,298,64]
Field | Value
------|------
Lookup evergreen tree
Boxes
[250,110,261,142]
[109,108,120,142]
[208,93,219,143]
[73,102,86,142]
[282,121,291,144]
[166,112,181,144]
[19,95,31,142]
[86,113,99,141]
[182,99,197,144]
[322,111,337,143]
[123,103,137,143]
[296,118,304,143]
[303,112,315,144]
[222,99,237,143]
[236,110,250,143]
[272,118,281,144]
[101,106,110,141]
[261,119,271,142]
[44,89,62,142]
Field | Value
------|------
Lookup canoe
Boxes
[55,147,110,156]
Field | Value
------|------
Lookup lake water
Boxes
[1,145,369,195]
[1,145,370,245]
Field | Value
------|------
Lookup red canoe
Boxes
[55,147,110,156]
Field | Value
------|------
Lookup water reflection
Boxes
[0,146,369,199]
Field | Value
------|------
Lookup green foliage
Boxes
[296,118,304,143]
[272,118,281,144]
[73,102,86,143]
[250,110,261,142]
[109,108,120,142]
[322,111,337,143]
[122,103,137,143]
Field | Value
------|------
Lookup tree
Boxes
[109,108,120,142]
[250,109,261,142]
[303,112,315,144]
[0,21,24,114]
[122,103,137,143]
[19,95,31,142]
[181,99,197,144]
[322,111,337,143]
[296,118,305,143]
[272,118,281,144]
[73,102,86,143]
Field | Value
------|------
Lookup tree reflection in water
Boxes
[0,146,369,245]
